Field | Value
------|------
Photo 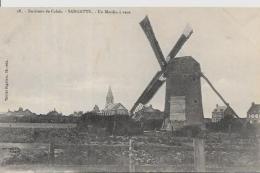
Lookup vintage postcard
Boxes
[0,7,260,172]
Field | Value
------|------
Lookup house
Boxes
[247,102,260,124]
[103,103,129,115]
[5,107,35,117]
[212,104,235,123]
[101,86,128,116]
[92,105,100,113]
[69,111,84,117]
[212,104,227,123]
[134,104,164,130]
[46,108,63,116]
[134,104,164,121]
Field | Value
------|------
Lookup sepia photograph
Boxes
[0,7,260,172]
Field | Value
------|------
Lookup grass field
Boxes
[0,124,259,172]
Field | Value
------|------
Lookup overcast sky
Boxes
[0,8,259,117]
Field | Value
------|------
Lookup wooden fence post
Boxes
[112,119,116,135]
[48,141,55,164]
[129,138,135,172]
[228,124,232,137]
[258,138,260,164]
[193,138,206,172]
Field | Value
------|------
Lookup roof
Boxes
[46,109,62,116]
[4,108,35,117]
[92,105,100,112]
[248,103,260,114]
[103,103,128,111]
[170,56,197,63]
[106,86,114,105]
[212,105,227,113]
[137,105,161,113]
[107,86,113,99]
[134,105,164,121]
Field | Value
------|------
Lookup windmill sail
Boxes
[130,71,165,114]
[131,17,193,116]
[167,24,193,60]
[140,16,167,70]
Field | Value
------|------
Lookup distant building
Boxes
[134,104,164,121]
[92,105,100,113]
[69,111,83,117]
[46,108,62,116]
[102,86,128,116]
[247,102,260,124]
[5,107,35,117]
[106,86,114,107]
[103,103,128,115]
[134,105,164,130]
[212,104,227,123]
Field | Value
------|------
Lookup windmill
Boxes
[130,16,240,127]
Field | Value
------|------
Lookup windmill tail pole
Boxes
[200,72,240,119]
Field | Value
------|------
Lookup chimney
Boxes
[252,102,255,106]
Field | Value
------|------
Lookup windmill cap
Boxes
[183,24,193,38]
